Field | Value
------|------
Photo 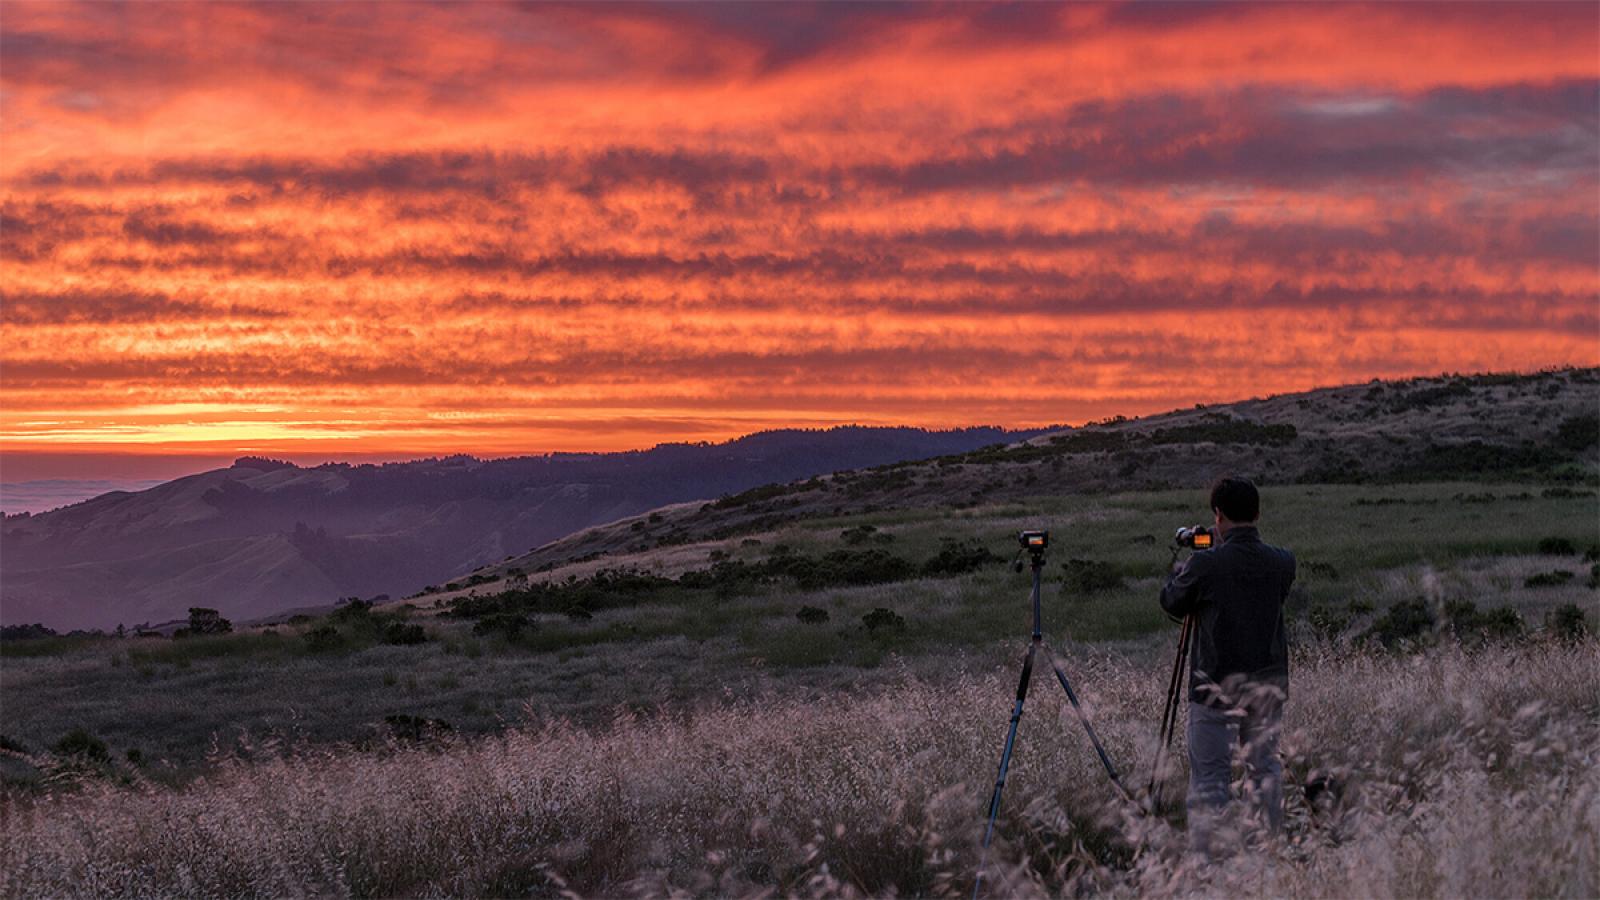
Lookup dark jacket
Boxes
[1160,525,1295,707]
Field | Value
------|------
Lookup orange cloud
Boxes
[2,2,1597,464]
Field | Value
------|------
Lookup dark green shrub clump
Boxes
[174,607,232,638]
[1362,599,1434,648]
[1546,603,1589,641]
[382,623,428,645]
[840,525,892,546]
[1061,559,1124,594]
[796,606,830,624]
[1304,561,1341,580]
[384,715,453,742]
[52,729,110,764]
[1537,537,1577,556]
[473,613,533,640]
[1442,599,1524,642]
[861,607,906,633]
[0,623,58,641]
[1554,413,1599,451]
[303,624,345,652]
[921,538,1002,577]
[1524,570,1575,588]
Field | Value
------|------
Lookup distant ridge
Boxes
[1,426,1044,630]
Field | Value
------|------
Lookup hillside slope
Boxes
[0,427,1039,630]
[471,368,1599,582]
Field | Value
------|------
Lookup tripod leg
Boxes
[1039,642,1132,801]
[1151,616,1193,809]
[974,642,1036,899]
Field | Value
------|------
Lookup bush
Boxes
[1546,603,1589,641]
[383,715,454,742]
[1061,558,1124,594]
[382,623,428,646]
[1554,413,1599,451]
[184,607,232,636]
[861,608,906,633]
[921,538,1002,577]
[1304,561,1341,581]
[303,624,345,652]
[1148,417,1297,446]
[796,606,830,625]
[1537,537,1577,556]
[0,624,58,641]
[840,525,891,546]
[1442,599,1524,642]
[1362,598,1435,648]
[52,729,110,764]
[473,613,533,640]
[1524,570,1575,588]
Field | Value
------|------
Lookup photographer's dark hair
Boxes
[1210,476,1260,522]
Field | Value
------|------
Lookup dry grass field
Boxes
[2,639,1595,898]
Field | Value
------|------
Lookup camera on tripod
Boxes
[1017,530,1048,551]
[1173,525,1214,550]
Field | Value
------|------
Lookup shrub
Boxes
[1304,561,1341,580]
[1537,537,1577,556]
[840,524,891,546]
[473,613,533,639]
[1554,413,1599,451]
[1308,604,1351,639]
[1148,417,1297,446]
[303,624,345,652]
[0,624,58,641]
[1524,570,1575,588]
[1061,559,1124,594]
[381,623,428,646]
[52,729,110,764]
[921,538,1002,577]
[796,606,830,625]
[1362,598,1434,648]
[563,606,594,622]
[383,715,454,742]
[861,607,906,633]
[185,607,232,636]
[1546,603,1589,641]
[1442,599,1524,642]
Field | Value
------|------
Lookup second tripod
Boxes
[974,531,1130,898]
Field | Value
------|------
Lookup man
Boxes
[1159,476,1296,852]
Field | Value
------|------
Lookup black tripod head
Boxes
[1014,529,1049,572]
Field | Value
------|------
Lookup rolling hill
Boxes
[0,427,1042,630]
[465,368,1599,585]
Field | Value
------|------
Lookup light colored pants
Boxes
[1186,690,1284,854]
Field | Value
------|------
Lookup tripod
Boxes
[974,538,1130,899]
[1149,614,1193,811]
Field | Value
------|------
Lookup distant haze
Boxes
[1,479,168,516]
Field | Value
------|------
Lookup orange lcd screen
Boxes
[1194,533,1213,549]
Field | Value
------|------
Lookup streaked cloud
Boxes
[1,1,1596,464]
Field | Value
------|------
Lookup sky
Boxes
[2,1,1598,483]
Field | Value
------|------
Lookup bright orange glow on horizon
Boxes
[3,2,1597,470]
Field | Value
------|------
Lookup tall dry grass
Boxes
[2,640,1595,898]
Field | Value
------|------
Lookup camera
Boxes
[1018,530,1049,551]
[1174,525,1214,550]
